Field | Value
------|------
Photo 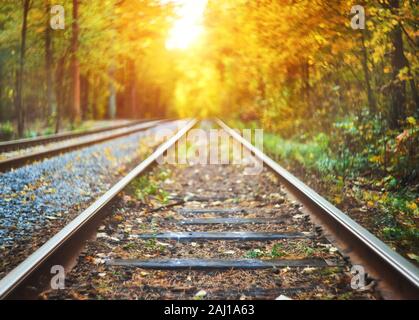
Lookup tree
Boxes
[44,0,55,120]
[388,0,407,129]
[15,0,30,137]
[71,0,81,123]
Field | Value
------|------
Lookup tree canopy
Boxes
[0,0,417,137]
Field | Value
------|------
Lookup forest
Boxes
[0,1,418,259]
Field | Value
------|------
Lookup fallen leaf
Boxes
[302,267,316,274]
[194,290,207,300]
[407,253,419,263]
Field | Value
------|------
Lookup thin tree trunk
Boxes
[302,58,311,113]
[404,58,419,112]
[80,74,89,120]
[108,68,116,119]
[154,87,161,117]
[360,30,376,114]
[0,62,3,121]
[125,59,136,118]
[91,75,99,119]
[389,0,407,129]
[130,71,137,118]
[16,0,30,137]
[55,56,65,133]
[45,0,55,121]
[71,0,81,123]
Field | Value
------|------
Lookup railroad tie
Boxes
[169,196,230,202]
[177,217,286,225]
[176,208,247,215]
[133,231,312,241]
[126,286,315,299]
[106,258,334,270]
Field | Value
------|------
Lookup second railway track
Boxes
[0,119,164,172]
[0,119,418,300]
[0,119,158,153]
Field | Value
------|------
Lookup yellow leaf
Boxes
[407,202,417,211]
[407,253,419,263]
[406,117,416,126]
[369,155,381,164]
[113,215,124,222]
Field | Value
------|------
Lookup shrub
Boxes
[0,122,14,141]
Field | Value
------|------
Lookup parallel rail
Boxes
[0,118,418,299]
[0,119,154,153]
[0,120,164,172]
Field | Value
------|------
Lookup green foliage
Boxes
[42,127,55,136]
[263,132,334,175]
[264,113,418,184]
[270,243,285,258]
[0,121,14,140]
[128,169,170,204]
[245,249,264,259]
[260,115,419,258]
[244,245,286,259]
[144,238,157,249]
[382,227,419,242]
[24,130,38,139]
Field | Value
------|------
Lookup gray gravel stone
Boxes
[0,120,186,246]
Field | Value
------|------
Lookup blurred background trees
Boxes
[0,0,174,137]
[200,0,418,184]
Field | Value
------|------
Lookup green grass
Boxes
[0,121,14,141]
[127,169,171,204]
[261,126,419,260]
[245,249,265,259]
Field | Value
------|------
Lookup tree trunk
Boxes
[45,0,55,121]
[404,58,419,113]
[124,59,136,118]
[130,72,137,118]
[302,58,311,113]
[0,62,3,121]
[55,56,65,133]
[108,67,116,119]
[92,77,98,119]
[80,74,89,120]
[360,30,376,115]
[15,0,30,137]
[389,0,407,129]
[71,0,81,123]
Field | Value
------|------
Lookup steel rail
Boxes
[0,120,164,172]
[0,119,156,153]
[216,118,419,299]
[0,119,197,299]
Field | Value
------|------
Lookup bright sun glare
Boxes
[166,0,207,50]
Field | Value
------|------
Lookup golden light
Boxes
[166,0,207,50]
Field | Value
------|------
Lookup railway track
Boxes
[0,119,155,153]
[0,119,418,300]
[0,119,164,172]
